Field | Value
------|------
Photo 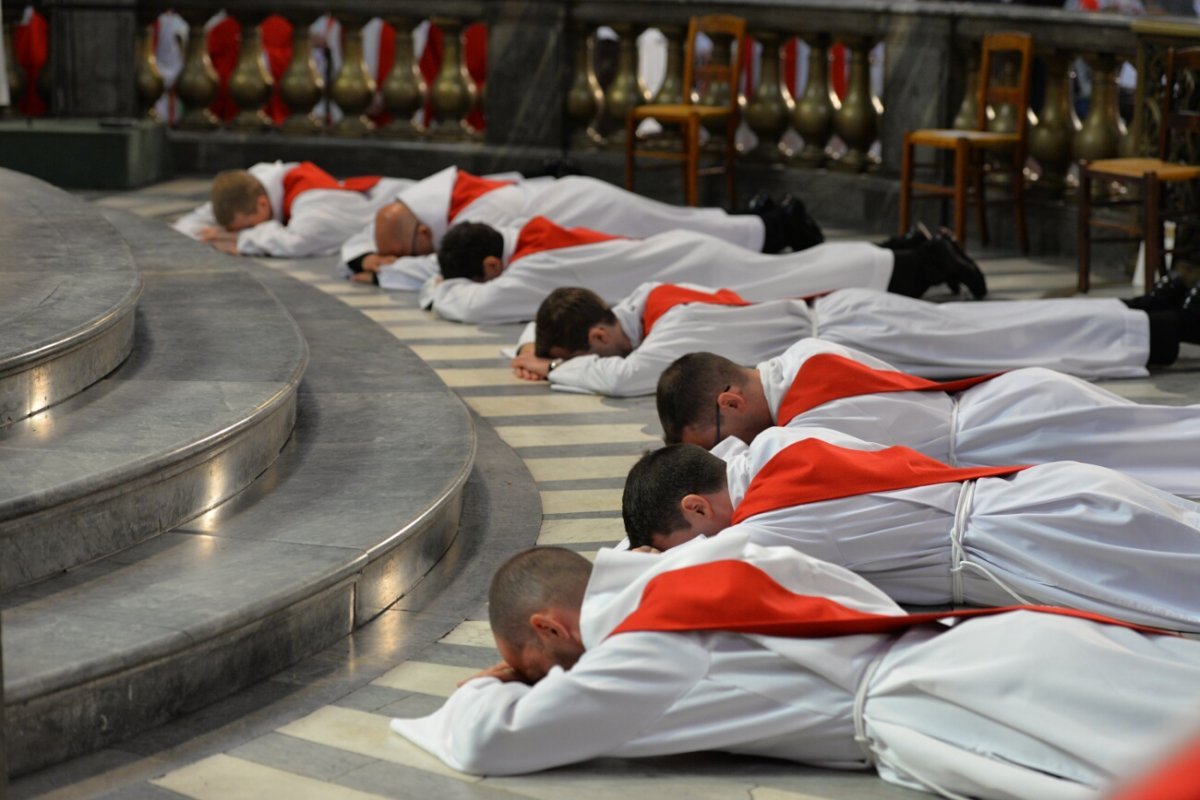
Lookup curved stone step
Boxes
[0,209,307,590]
[2,250,476,776]
[0,168,142,426]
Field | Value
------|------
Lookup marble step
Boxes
[2,248,475,777]
[0,168,142,426]
[0,209,307,590]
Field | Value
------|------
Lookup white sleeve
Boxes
[547,351,664,397]
[516,322,537,350]
[390,632,708,775]
[429,277,539,324]
[236,206,348,258]
[172,202,217,240]
[377,254,441,291]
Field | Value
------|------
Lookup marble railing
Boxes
[17,2,1200,196]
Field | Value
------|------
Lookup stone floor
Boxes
[10,177,1200,800]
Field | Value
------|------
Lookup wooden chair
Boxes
[899,31,1034,251]
[624,15,746,207]
[1078,45,1200,294]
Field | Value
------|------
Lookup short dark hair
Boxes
[438,221,504,281]
[656,352,745,444]
[622,444,727,549]
[535,287,617,357]
[488,547,592,650]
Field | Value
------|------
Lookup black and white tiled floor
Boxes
[14,178,1196,800]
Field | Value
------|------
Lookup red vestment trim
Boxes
[447,172,514,222]
[730,438,1026,525]
[642,285,750,336]
[281,163,382,221]
[609,559,1169,640]
[777,353,1002,425]
[510,216,625,264]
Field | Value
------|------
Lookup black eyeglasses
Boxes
[409,221,420,257]
[712,384,730,449]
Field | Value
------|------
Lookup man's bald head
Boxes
[489,547,591,681]
[374,201,434,257]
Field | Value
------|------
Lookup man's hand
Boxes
[516,342,536,356]
[362,253,398,272]
[209,237,239,254]
[511,351,552,382]
[197,226,228,242]
[459,660,523,686]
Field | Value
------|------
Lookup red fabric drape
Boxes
[206,15,241,121]
[13,8,48,116]
[642,285,749,336]
[510,217,624,264]
[260,14,292,126]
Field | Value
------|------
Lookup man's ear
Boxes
[717,388,745,411]
[529,611,570,642]
[256,194,271,217]
[586,324,610,349]
[481,255,504,282]
[680,493,713,521]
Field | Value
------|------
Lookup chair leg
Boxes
[973,158,989,247]
[624,112,636,191]
[953,140,969,247]
[899,136,913,234]
[1013,150,1029,253]
[1078,165,1092,294]
[725,117,737,209]
[686,118,699,207]
[1145,172,1162,296]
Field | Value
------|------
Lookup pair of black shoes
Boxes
[1125,273,1191,312]
[883,224,988,300]
[749,192,825,254]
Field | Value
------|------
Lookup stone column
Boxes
[565,23,603,147]
[379,16,426,139]
[175,10,221,130]
[1028,50,1079,194]
[428,17,472,140]
[744,31,792,161]
[833,35,881,172]
[43,0,139,116]
[134,23,164,119]
[792,33,836,166]
[485,2,566,149]
[603,22,643,145]
[279,17,324,135]
[330,19,376,137]
[1,612,6,800]
[228,19,275,132]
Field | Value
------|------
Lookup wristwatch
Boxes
[548,358,564,373]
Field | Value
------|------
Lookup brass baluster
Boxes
[833,36,881,172]
[700,28,734,137]
[279,18,323,135]
[1075,54,1125,163]
[565,23,603,146]
[228,19,274,131]
[175,12,220,130]
[603,23,643,145]
[792,33,836,167]
[1029,50,1079,194]
[429,17,472,140]
[331,20,376,137]
[952,51,981,131]
[744,31,792,161]
[379,16,426,138]
[134,23,165,119]
[652,25,684,105]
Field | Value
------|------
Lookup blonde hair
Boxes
[211,170,266,227]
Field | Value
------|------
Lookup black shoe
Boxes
[879,222,932,251]
[1126,273,1190,312]
[782,196,824,252]
[746,191,777,216]
[923,235,988,299]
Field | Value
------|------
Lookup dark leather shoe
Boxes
[782,196,824,251]
[1126,273,1190,312]
[928,235,988,299]
[747,191,777,215]
[879,222,932,251]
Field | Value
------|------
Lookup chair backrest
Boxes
[682,14,747,114]
[1160,45,1200,160]
[974,31,1034,139]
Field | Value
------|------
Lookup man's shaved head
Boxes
[489,547,592,653]
[374,201,434,257]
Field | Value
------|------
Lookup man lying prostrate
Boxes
[390,538,1200,800]
[344,166,822,290]
[173,161,413,258]
[420,216,983,325]
[507,276,1196,395]
[621,427,1200,631]
[654,338,1200,497]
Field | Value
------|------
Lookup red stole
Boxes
[777,354,1001,426]
[642,285,751,336]
[281,163,383,221]
[609,559,1170,640]
[1111,734,1200,800]
[448,172,514,222]
[731,438,1027,525]
[510,216,625,264]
